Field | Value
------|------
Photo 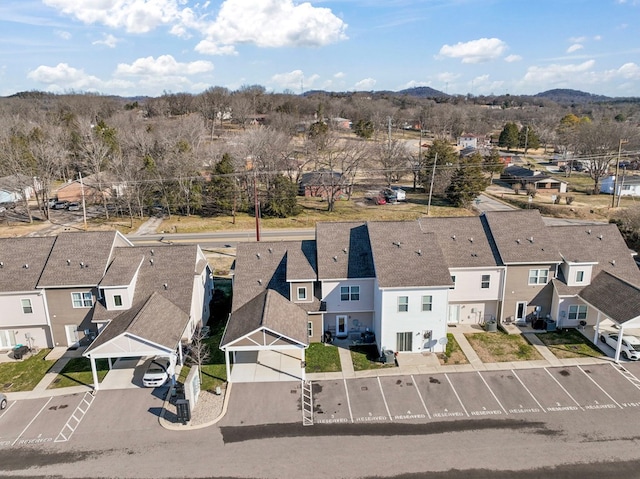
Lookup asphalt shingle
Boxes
[316,222,375,280]
[0,237,55,291]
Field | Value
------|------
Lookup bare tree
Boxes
[187,327,211,384]
[374,138,410,186]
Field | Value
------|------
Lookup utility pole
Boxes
[253,170,260,241]
[427,153,437,216]
[612,138,627,208]
[79,171,87,231]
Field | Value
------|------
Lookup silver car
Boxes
[0,393,7,410]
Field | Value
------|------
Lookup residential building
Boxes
[501,166,568,193]
[600,174,640,196]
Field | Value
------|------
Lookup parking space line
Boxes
[511,370,546,413]
[0,400,17,419]
[410,374,431,419]
[444,373,469,417]
[544,368,584,411]
[12,397,52,447]
[56,391,96,443]
[376,377,392,421]
[577,366,622,409]
[609,362,640,391]
[343,378,354,423]
[477,372,508,415]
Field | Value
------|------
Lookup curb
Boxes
[158,382,232,431]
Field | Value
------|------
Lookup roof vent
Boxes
[529,237,534,243]
[150,249,154,256]
[587,229,592,235]
[268,248,273,254]
[598,235,603,240]
[257,279,262,285]
[256,253,261,259]
[80,262,84,268]
[0,262,3,268]
[150,258,154,265]
[516,239,521,244]
[163,283,168,290]
[451,235,456,240]
[611,260,616,266]
[67,259,71,265]
[343,248,348,254]
[471,253,478,257]
[23,264,29,269]
[393,241,401,248]
[333,256,338,262]
[469,237,473,243]
[416,249,422,256]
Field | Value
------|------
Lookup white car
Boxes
[0,393,6,410]
[600,333,640,360]
[142,357,170,387]
[390,186,406,201]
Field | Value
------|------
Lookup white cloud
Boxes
[614,62,640,79]
[42,0,193,34]
[437,72,460,83]
[334,72,345,78]
[26,62,134,92]
[567,43,584,53]
[115,55,213,76]
[504,54,521,63]
[569,36,588,43]
[270,69,319,91]
[195,0,347,55]
[92,34,119,48]
[522,60,596,86]
[54,30,71,40]
[438,38,507,63]
[400,80,431,89]
[354,78,376,90]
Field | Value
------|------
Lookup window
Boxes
[297,287,307,301]
[422,295,433,312]
[576,271,584,283]
[451,275,456,285]
[568,304,587,320]
[21,299,33,314]
[114,295,123,307]
[528,269,549,285]
[307,321,313,337]
[396,332,413,352]
[340,285,360,301]
[481,275,490,289]
[398,296,409,312]
[72,292,93,308]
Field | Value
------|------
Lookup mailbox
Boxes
[176,399,191,424]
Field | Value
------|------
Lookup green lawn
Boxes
[350,345,395,371]
[465,331,543,362]
[179,315,228,391]
[438,333,469,365]
[535,329,605,359]
[48,357,110,389]
[305,343,341,373]
[0,349,54,392]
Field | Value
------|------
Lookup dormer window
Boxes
[576,271,584,283]
[297,287,307,301]
[114,295,123,307]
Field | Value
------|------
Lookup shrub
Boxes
[566,195,575,205]
[525,184,537,197]
[513,182,522,195]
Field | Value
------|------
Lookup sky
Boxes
[1,0,639,98]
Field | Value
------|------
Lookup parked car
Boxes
[0,393,6,410]
[600,333,640,360]
[67,202,80,211]
[372,195,387,205]
[54,200,68,210]
[382,188,398,203]
[47,198,57,208]
[142,357,170,387]
[390,186,406,201]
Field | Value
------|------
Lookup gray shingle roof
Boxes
[85,292,189,354]
[367,221,453,288]
[0,237,56,291]
[286,240,317,281]
[419,216,501,268]
[316,222,375,280]
[483,210,560,264]
[221,289,308,347]
[579,271,640,325]
[550,223,640,295]
[37,231,119,287]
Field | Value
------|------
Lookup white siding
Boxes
[321,278,375,313]
[0,291,51,348]
[448,268,503,302]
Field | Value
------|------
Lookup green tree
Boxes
[446,152,488,207]
[262,174,301,218]
[518,125,540,153]
[498,122,519,150]
[353,119,374,139]
[204,153,237,216]
[422,139,458,196]
[482,148,505,180]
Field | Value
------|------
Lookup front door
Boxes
[448,305,460,324]
[65,325,80,348]
[515,302,528,324]
[336,315,348,338]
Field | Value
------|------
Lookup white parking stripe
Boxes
[377,377,392,421]
[410,374,431,419]
[511,370,546,413]
[12,397,53,446]
[477,372,508,415]
[577,366,622,409]
[0,400,16,419]
[608,362,640,390]
[343,378,354,423]
[444,373,469,417]
[544,368,584,411]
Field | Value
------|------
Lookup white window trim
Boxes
[528,269,549,285]
[307,321,313,337]
[421,295,433,312]
[576,271,584,283]
[21,298,33,314]
[72,292,93,308]
[114,295,123,307]
[398,296,409,313]
[481,275,490,289]
[568,304,587,320]
[340,285,360,301]
[297,286,307,301]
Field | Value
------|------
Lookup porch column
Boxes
[90,356,100,391]
[300,347,306,382]
[225,349,231,383]
[593,312,602,344]
[615,325,624,363]
[108,357,113,369]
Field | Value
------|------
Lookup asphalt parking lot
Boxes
[310,363,640,425]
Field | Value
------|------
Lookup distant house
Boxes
[56,173,125,203]
[330,117,352,130]
[600,175,640,196]
[0,174,40,204]
[500,166,567,193]
[298,171,350,199]
[457,135,478,149]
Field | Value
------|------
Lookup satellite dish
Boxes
[439,337,448,345]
